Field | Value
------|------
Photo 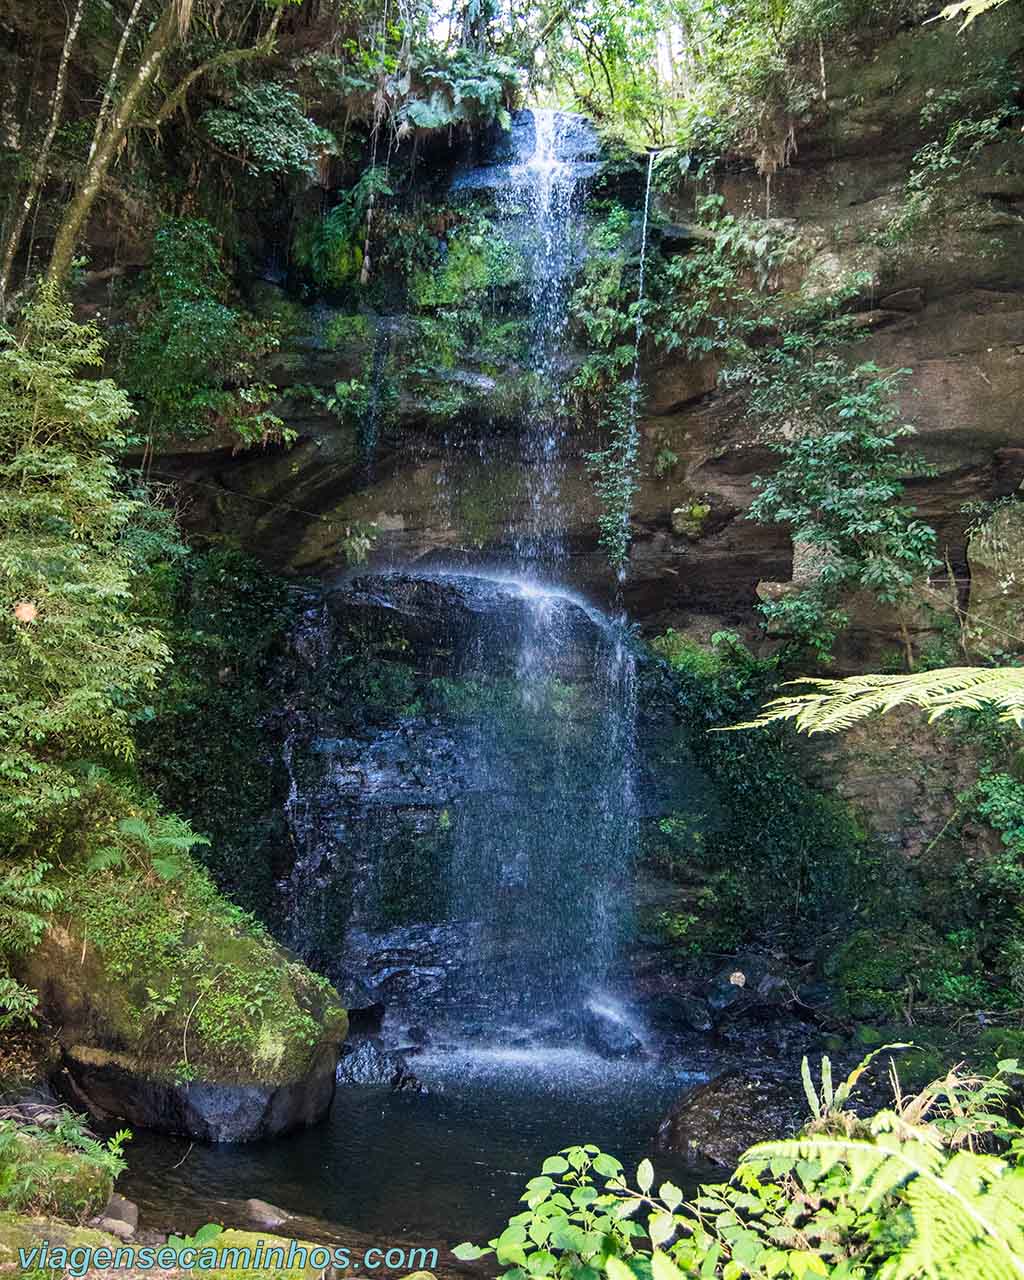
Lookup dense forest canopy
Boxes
[0,0,994,310]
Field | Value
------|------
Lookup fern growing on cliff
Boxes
[724,667,1024,735]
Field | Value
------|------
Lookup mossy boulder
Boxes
[0,1212,127,1267]
[16,863,347,1143]
[670,502,711,541]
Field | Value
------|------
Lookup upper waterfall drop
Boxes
[451,108,601,571]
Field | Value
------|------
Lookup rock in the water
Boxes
[581,1006,644,1059]
[655,1072,803,1165]
[244,1198,291,1229]
[103,1193,138,1232]
[59,1042,340,1144]
[336,1040,424,1092]
[641,993,713,1035]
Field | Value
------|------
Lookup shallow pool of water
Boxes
[120,1048,717,1246]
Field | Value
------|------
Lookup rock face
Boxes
[655,1072,805,1165]
[155,15,1024,665]
[18,909,347,1143]
[59,1044,339,1145]
[270,571,656,1034]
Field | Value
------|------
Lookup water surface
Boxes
[120,1049,716,1245]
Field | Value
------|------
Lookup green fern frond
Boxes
[744,1122,1024,1279]
[933,0,1010,30]
[720,667,1024,735]
[85,846,126,873]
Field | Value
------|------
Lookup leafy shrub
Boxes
[0,861,61,1029]
[0,287,175,847]
[397,45,519,133]
[119,218,285,444]
[456,1056,1024,1279]
[293,167,391,289]
[202,82,336,179]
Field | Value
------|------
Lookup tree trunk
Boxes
[0,0,87,314]
[45,3,179,290]
[45,1,283,289]
[89,0,147,164]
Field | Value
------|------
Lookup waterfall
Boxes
[276,111,650,1051]
[492,108,593,568]
[446,578,638,1034]
[443,111,641,1036]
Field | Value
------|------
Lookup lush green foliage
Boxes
[293,167,392,290]
[0,288,174,847]
[118,219,285,445]
[457,1056,1024,1279]
[203,82,337,179]
[396,44,519,133]
[67,847,345,1083]
[643,631,876,951]
[886,56,1023,245]
[573,186,935,642]
[746,358,938,661]
[0,862,61,1029]
[0,1113,129,1223]
[536,0,930,161]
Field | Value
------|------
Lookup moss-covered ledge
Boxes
[15,861,347,1143]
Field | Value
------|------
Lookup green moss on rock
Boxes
[0,1134,113,1223]
[827,929,917,1019]
[0,1212,124,1265]
[26,859,346,1087]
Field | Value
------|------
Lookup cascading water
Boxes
[447,579,638,1034]
[117,114,710,1246]
[273,110,657,1049]
[484,108,594,566]
[441,111,643,1039]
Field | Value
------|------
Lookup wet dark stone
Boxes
[581,1006,644,1059]
[798,981,835,1011]
[335,1040,424,1092]
[642,993,714,1035]
[325,572,607,682]
[655,1072,804,1165]
[58,1043,339,1144]
[340,923,476,1008]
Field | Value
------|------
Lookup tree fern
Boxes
[934,0,1011,30]
[723,667,1024,735]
